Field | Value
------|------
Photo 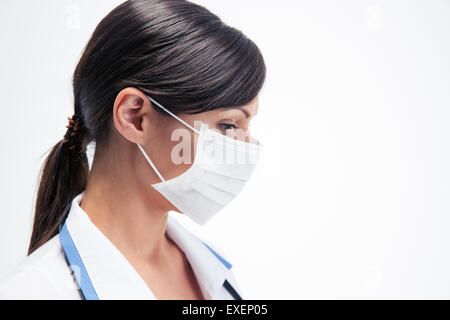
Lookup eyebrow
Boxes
[230,108,251,119]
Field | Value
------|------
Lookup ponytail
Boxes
[28,115,89,255]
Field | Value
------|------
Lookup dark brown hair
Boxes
[28,0,266,255]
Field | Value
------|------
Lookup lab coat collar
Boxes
[64,192,232,300]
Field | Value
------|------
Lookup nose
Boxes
[246,131,261,146]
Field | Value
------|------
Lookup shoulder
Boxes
[0,235,81,300]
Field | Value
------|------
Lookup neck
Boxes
[79,145,171,262]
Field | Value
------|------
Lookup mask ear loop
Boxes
[137,95,203,183]
[147,95,201,135]
[137,144,166,183]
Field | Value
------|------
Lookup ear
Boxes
[112,87,153,144]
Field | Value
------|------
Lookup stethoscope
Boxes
[59,221,242,300]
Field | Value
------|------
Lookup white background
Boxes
[0,0,449,299]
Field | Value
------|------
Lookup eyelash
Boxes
[218,123,238,131]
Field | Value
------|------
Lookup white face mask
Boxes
[137,95,263,225]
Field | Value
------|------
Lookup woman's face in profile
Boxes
[149,94,260,181]
[114,92,260,215]
[111,89,261,213]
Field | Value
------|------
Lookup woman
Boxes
[0,0,265,300]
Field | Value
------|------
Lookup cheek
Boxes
[156,125,196,180]
[155,113,217,180]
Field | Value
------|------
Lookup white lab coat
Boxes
[0,193,243,300]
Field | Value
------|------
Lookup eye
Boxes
[218,123,238,132]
